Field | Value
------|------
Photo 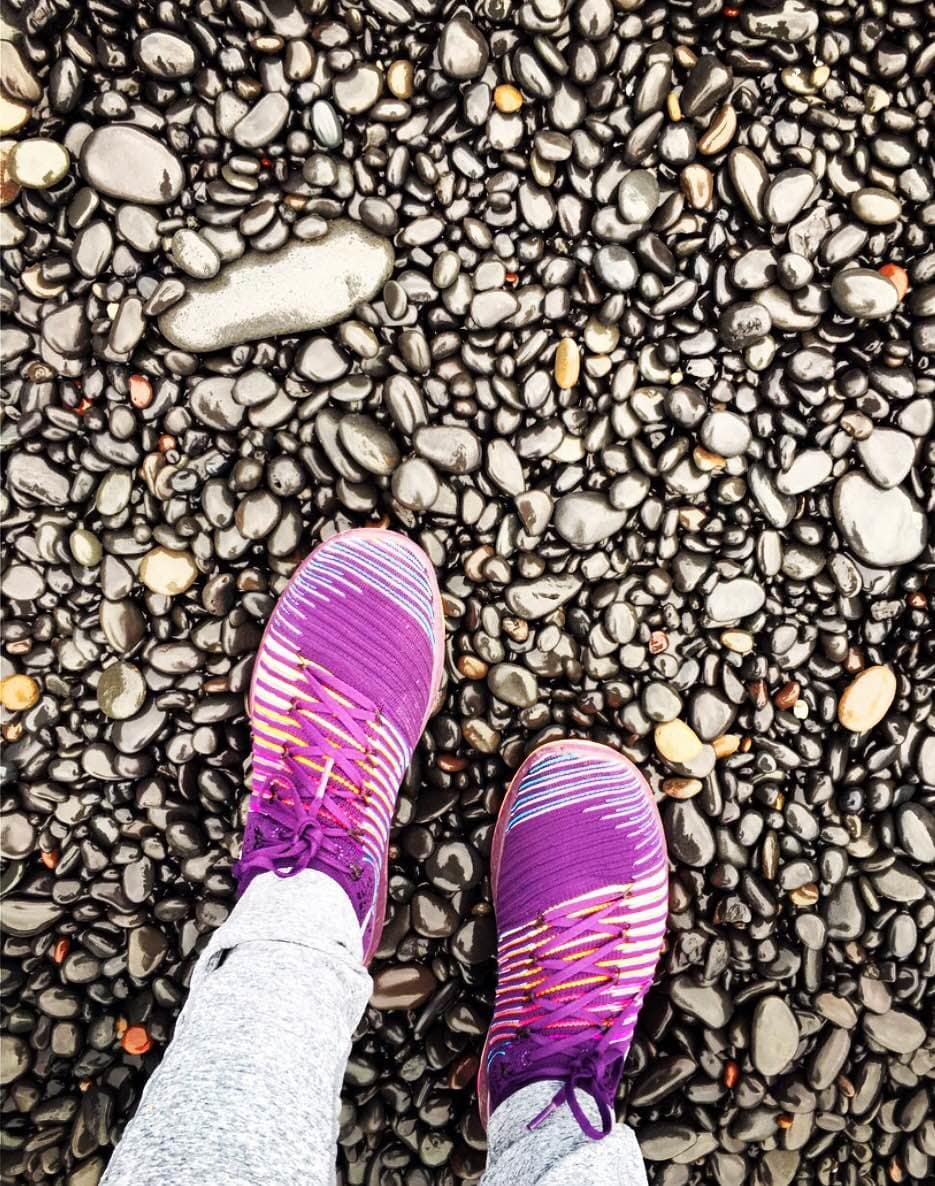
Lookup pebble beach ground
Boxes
[1,0,933,1184]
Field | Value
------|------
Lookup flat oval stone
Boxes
[706,577,766,622]
[159,220,394,352]
[554,492,628,547]
[837,665,897,733]
[831,269,900,320]
[833,473,927,566]
[134,30,198,78]
[751,997,799,1076]
[79,126,183,205]
[97,662,146,720]
[139,547,198,596]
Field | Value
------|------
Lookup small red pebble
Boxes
[121,1026,153,1056]
[75,398,93,416]
[723,5,740,15]
[724,1059,740,1088]
[52,938,70,964]
[879,263,909,301]
[41,850,59,869]
[129,373,154,410]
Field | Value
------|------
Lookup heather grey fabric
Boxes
[102,870,647,1186]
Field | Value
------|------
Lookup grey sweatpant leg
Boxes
[101,869,648,1186]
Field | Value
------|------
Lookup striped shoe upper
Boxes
[234,530,442,962]
[482,741,669,1139]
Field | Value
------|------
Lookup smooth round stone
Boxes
[333,64,382,114]
[2,563,43,601]
[70,528,102,567]
[700,411,751,457]
[594,245,638,291]
[831,269,900,320]
[666,804,717,875]
[233,92,289,149]
[0,812,35,860]
[190,377,244,431]
[0,674,40,712]
[706,577,766,623]
[751,997,799,1076]
[171,229,220,280]
[554,493,627,547]
[9,138,70,189]
[863,1010,926,1054]
[856,429,915,490]
[837,665,897,733]
[718,301,772,348]
[159,221,394,352]
[764,168,816,225]
[439,17,489,80]
[851,187,901,225]
[413,425,481,474]
[655,719,703,764]
[897,804,935,864]
[487,663,538,708]
[391,458,439,512]
[128,925,168,978]
[295,336,348,382]
[775,449,832,495]
[425,841,482,892]
[97,662,146,721]
[337,415,400,476]
[139,547,199,596]
[618,169,659,224]
[371,965,437,1010]
[833,473,927,565]
[79,126,183,205]
[0,1035,30,1086]
[134,30,198,78]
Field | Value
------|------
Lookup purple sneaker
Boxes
[478,740,669,1139]
[234,528,444,964]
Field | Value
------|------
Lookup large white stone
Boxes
[159,220,394,352]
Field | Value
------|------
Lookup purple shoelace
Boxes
[510,895,638,1140]
[235,660,378,885]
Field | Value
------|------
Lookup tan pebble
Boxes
[781,66,817,96]
[494,84,524,113]
[680,163,713,210]
[10,138,71,189]
[698,104,737,155]
[837,664,897,732]
[678,507,707,531]
[457,654,489,680]
[712,733,741,759]
[0,92,31,135]
[654,719,703,764]
[694,445,726,471]
[386,60,414,100]
[662,777,703,800]
[720,630,754,654]
[789,883,819,907]
[666,91,682,122]
[812,64,830,88]
[0,138,19,206]
[555,338,580,389]
[0,674,40,712]
[674,46,697,69]
[138,546,198,596]
[1,43,42,103]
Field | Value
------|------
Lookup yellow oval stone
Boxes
[494,84,523,113]
[837,664,897,732]
[554,339,580,390]
[1,674,40,712]
[655,719,703,764]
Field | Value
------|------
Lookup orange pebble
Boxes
[52,938,70,964]
[121,1026,153,1056]
[41,850,59,869]
[879,263,909,301]
[723,1059,740,1088]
